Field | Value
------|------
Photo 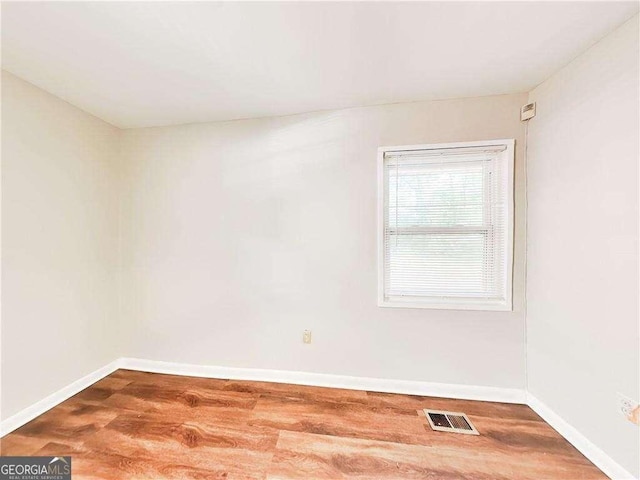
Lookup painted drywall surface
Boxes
[3,2,638,128]
[119,93,528,388]
[1,71,121,419]
[527,16,639,477]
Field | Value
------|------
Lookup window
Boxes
[377,140,514,310]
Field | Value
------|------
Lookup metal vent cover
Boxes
[424,409,479,435]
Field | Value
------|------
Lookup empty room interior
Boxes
[1,1,639,479]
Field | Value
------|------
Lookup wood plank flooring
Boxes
[0,369,607,479]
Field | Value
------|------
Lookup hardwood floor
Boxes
[0,369,606,479]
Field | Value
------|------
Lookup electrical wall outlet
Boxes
[617,393,638,423]
[303,330,312,344]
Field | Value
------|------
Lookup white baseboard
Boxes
[527,393,636,480]
[0,357,525,439]
[119,357,526,404]
[0,359,123,437]
[2,357,633,480]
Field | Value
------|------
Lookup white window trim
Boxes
[376,139,515,311]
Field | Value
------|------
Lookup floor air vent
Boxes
[424,409,479,435]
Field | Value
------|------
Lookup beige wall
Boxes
[1,71,121,419]
[1,72,527,421]
[527,15,639,477]
[2,14,638,473]
[3,16,639,474]
[119,93,528,388]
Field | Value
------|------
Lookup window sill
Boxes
[378,298,513,311]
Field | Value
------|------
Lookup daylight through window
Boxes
[378,140,514,310]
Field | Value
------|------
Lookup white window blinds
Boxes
[378,140,514,310]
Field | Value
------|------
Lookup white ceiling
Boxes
[2,2,638,129]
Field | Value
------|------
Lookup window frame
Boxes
[377,139,515,311]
